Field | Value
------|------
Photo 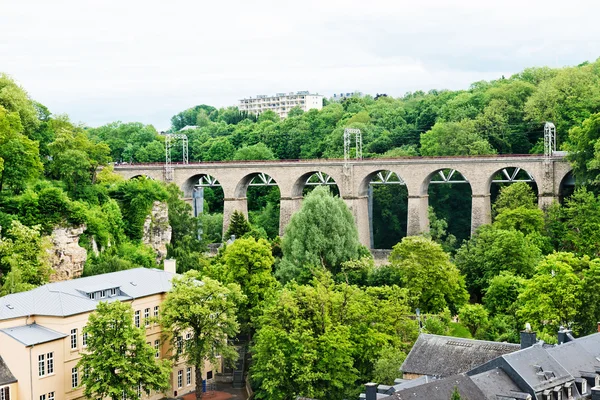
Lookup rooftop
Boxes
[0,268,175,321]
[1,323,67,346]
[385,374,485,400]
[401,334,520,377]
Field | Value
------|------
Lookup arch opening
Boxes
[427,168,472,246]
[360,170,408,249]
[293,171,340,197]
[235,172,281,239]
[130,174,154,180]
[558,171,575,203]
[183,173,224,244]
[489,167,539,212]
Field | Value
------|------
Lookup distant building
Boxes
[331,91,363,102]
[238,91,324,119]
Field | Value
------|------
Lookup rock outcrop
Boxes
[48,226,88,282]
[143,201,172,263]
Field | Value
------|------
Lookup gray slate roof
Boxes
[470,367,530,400]
[0,268,175,321]
[1,323,67,346]
[401,334,520,377]
[383,374,485,400]
[0,356,16,385]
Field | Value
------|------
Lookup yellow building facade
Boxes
[0,268,218,400]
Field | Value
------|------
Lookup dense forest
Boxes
[2,58,600,399]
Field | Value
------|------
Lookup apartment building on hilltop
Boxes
[0,267,218,400]
[238,91,324,119]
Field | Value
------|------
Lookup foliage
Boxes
[108,177,169,241]
[483,272,526,316]
[250,273,417,400]
[425,206,457,253]
[0,105,43,192]
[450,386,463,400]
[420,120,496,156]
[493,182,537,215]
[458,304,489,338]
[199,212,223,243]
[389,236,468,313]
[279,186,360,282]
[233,143,276,160]
[225,210,251,239]
[566,112,600,187]
[221,237,277,336]
[161,271,244,400]
[77,301,171,400]
[455,225,541,300]
[516,252,583,336]
[0,221,52,295]
[372,345,406,385]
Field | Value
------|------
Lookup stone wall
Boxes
[143,201,172,263]
[48,226,87,282]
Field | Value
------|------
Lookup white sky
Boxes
[2,0,600,131]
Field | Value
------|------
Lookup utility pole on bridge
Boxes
[164,133,189,181]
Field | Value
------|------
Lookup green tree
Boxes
[0,221,52,295]
[493,182,537,215]
[483,272,526,316]
[580,259,600,334]
[77,302,171,400]
[517,252,582,336]
[455,225,541,299]
[278,186,360,283]
[458,304,489,338]
[221,237,277,337]
[161,272,244,400]
[372,345,406,385]
[420,120,496,156]
[225,210,251,239]
[233,143,276,160]
[0,106,43,192]
[0,73,40,137]
[565,112,600,186]
[450,386,463,400]
[389,236,468,313]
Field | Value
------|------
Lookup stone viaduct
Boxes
[113,155,572,248]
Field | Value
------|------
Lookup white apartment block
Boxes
[238,91,324,119]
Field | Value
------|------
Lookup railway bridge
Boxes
[113,155,572,248]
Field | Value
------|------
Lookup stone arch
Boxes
[358,170,409,249]
[233,172,279,198]
[558,170,576,202]
[424,168,473,242]
[487,166,539,207]
[182,173,222,198]
[292,171,340,197]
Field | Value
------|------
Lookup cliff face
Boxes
[48,226,87,282]
[143,201,172,263]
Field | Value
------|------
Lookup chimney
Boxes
[520,328,537,349]
[557,326,573,345]
[365,382,377,400]
[164,259,176,274]
[591,386,600,400]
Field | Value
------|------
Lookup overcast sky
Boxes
[2,0,600,131]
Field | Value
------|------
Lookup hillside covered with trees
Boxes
[2,58,600,399]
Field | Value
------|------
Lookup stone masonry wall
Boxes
[48,226,87,282]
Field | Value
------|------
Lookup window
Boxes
[177,336,183,354]
[144,308,150,327]
[46,352,54,375]
[110,288,118,296]
[185,332,191,340]
[100,290,106,298]
[186,367,191,386]
[207,371,213,380]
[40,395,46,400]
[70,328,78,349]
[82,332,88,347]
[134,310,140,328]
[177,370,183,388]
[137,384,141,399]
[154,340,160,358]
[71,367,78,388]
[153,306,159,318]
[0,387,9,400]
[48,393,54,400]
[38,354,45,376]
